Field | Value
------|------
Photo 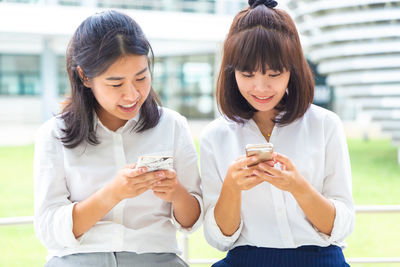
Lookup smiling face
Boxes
[235,68,290,118]
[85,54,151,131]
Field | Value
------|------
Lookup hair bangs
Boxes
[227,26,291,74]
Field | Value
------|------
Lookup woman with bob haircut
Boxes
[34,10,202,267]
[200,1,354,266]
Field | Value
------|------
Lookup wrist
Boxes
[171,183,188,206]
[223,174,242,195]
[291,176,312,199]
[102,182,122,206]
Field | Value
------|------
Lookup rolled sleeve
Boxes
[200,134,243,251]
[327,199,355,244]
[172,115,203,234]
[171,193,204,234]
[49,203,81,247]
[320,114,355,245]
[33,119,81,249]
[203,206,243,251]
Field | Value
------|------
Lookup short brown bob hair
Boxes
[216,3,314,125]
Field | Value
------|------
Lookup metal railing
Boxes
[2,205,400,265]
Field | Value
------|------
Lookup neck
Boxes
[253,109,277,141]
[96,108,127,132]
[253,109,276,127]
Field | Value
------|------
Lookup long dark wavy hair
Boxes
[61,10,161,149]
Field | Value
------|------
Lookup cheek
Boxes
[140,81,152,98]
[91,86,118,108]
[236,78,250,95]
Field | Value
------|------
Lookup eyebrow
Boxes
[105,67,148,81]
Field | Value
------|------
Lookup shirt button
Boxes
[114,134,122,142]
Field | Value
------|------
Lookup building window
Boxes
[0,54,40,95]
[153,54,215,119]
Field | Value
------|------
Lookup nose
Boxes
[253,74,270,92]
[124,82,139,101]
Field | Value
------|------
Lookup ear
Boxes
[77,66,91,88]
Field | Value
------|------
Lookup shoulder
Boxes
[159,107,186,122]
[36,115,65,140]
[35,115,66,150]
[299,105,345,141]
[303,104,342,127]
[157,107,189,131]
[200,116,241,143]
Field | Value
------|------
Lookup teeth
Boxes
[121,101,137,108]
[255,96,271,100]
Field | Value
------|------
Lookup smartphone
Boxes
[245,143,274,167]
[136,155,173,172]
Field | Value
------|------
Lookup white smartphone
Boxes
[136,155,173,172]
[245,143,274,167]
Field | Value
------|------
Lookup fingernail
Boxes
[259,164,266,169]
[252,157,257,161]
[157,181,161,185]
[158,172,165,178]
[253,170,260,175]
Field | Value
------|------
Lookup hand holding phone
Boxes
[136,155,173,172]
[245,143,274,167]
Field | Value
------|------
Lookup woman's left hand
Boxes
[253,153,308,195]
[152,169,185,203]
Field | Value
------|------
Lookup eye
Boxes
[136,76,146,82]
[241,72,254,78]
[111,83,123,88]
[269,72,281,78]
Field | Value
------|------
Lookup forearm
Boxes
[214,181,242,236]
[72,184,120,238]
[292,182,335,235]
[172,185,201,228]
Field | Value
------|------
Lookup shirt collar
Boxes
[93,110,141,134]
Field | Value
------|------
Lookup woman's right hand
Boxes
[214,155,267,236]
[108,164,164,202]
[223,155,265,192]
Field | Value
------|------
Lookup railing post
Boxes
[181,233,189,262]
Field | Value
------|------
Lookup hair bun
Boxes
[248,0,278,9]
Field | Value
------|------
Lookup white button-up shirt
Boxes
[200,104,354,251]
[34,107,203,260]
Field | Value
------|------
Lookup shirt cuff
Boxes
[171,193,204,234]
[204,206,243,251]
[315,199,354,246]
[53,202,82,248]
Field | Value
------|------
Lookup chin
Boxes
[251,104,273,112]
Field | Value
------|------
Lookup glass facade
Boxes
[0,54,40,95]
[0,53,215,118]
[0,54,331,118]
[153,54,215,119]
[0,54,69,97]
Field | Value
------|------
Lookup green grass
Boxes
[349,139,400,204]
[0,139,399,266]
[0,145,47,267]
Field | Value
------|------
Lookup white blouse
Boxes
[200,104,354,251]
[34,107,203,260]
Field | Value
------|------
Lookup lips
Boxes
[119,100,139,112]
[252,95,273,103]
[121,102,137,108]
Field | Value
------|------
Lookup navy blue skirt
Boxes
[212,245,350,267]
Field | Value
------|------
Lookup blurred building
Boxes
[0,0,248,128]
[288,0,400,158]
